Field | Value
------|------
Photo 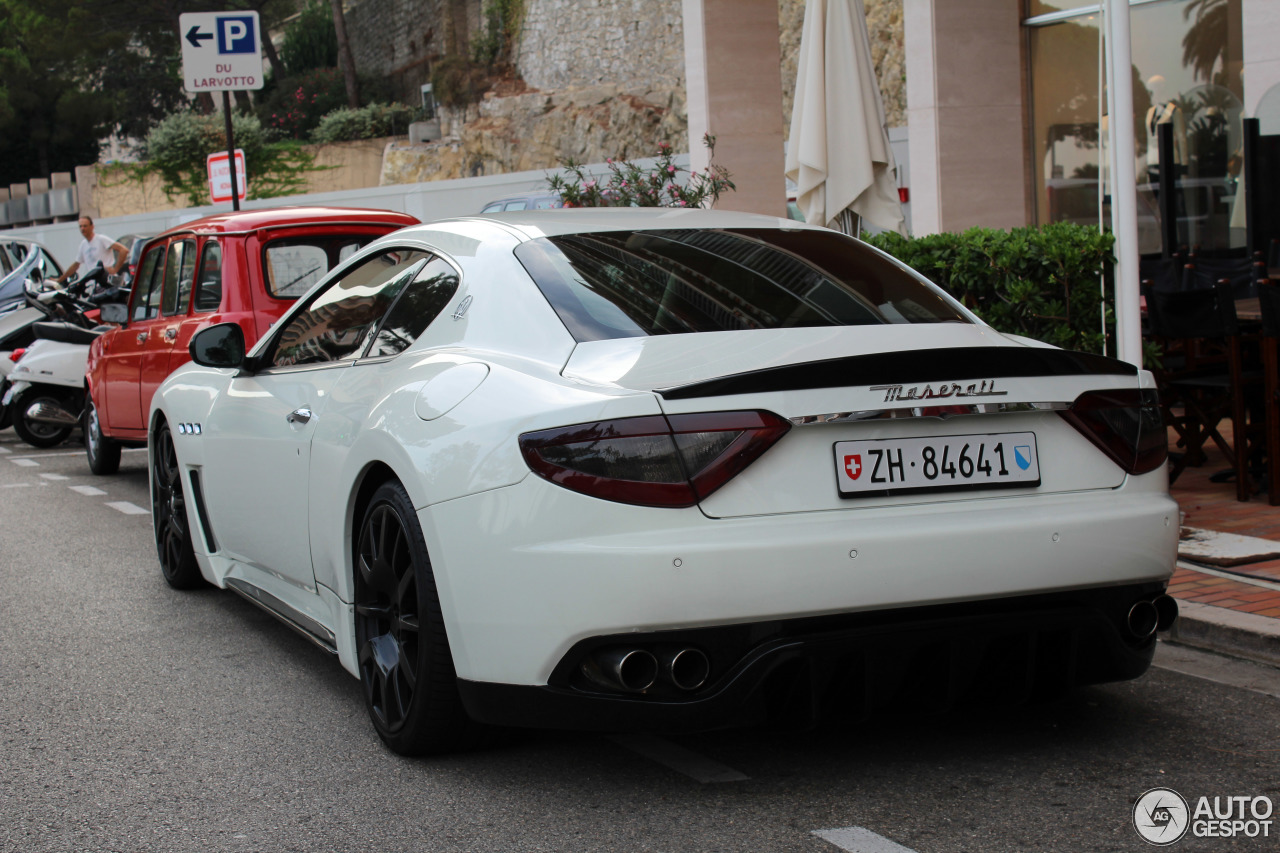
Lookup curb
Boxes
[1165,600,1280,668]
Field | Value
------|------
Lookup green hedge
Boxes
[863,222,1115,355]
[311,103,417,144]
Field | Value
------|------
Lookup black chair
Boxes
[1256,281,1280,504]
[1147,281,1263,499]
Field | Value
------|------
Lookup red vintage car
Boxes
[83,206,419,474]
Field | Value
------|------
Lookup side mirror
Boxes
[190,322,247,369]
[99,302,128,325]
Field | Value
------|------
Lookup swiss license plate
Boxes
[834,432,1040,496]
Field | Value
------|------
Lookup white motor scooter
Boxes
[1,266,124,448]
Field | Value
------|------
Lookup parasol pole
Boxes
[1104,0,1142,368]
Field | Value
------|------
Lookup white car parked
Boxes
[152,209,1179,755]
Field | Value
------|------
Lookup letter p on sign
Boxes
[218,16,256,54]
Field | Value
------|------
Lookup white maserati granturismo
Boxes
[151,208,1180,755]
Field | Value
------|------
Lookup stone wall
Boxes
[343,0,484,105]
[515,0,686,96]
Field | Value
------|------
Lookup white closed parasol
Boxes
[785,0,905,236]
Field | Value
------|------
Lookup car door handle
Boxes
[164,328,177,342]
[136,332,147,344]
[286,407,313,425]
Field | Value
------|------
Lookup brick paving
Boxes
[1167,428,1280,620]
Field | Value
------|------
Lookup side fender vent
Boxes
[187,468,218,554]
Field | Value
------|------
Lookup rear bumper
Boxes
[457,582,1169,732]
[422,476,1179,687]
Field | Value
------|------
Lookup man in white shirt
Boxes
[54,216,126,285]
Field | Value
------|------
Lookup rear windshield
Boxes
[513,228,969,342]
[262,235,378,299]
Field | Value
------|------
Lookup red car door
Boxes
[139,238,197,415]
[100,241,167,433]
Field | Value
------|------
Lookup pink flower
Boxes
[667,165,676,174]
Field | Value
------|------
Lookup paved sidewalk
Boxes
[1164,434,1280,667]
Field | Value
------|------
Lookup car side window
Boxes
[194,241,222,312]
[131,245,167,321]
[269,249,431,368]
[161,239,196,316]
[362,257,460,358]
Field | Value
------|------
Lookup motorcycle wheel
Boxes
[12,389,76,448]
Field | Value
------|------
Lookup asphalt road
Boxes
[1,429,1278,853]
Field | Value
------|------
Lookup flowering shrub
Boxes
[256,68,347,139]
[546,134,735,208]
[134,110,316,206]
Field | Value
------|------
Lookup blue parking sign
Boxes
[218,16,257,54]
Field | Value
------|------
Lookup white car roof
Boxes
[432,207,821,241]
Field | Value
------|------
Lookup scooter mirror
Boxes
[99,302,128,325]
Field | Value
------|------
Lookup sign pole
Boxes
[222,90,240,212]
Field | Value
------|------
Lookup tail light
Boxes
[9,348,25,362]
[1059,389,1166,475]
[519,410,791,507]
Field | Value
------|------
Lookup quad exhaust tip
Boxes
[1154,594,1179,632]
[665,648,711,692]
[1127,595,1179,639]
[1127,601,1159,639]
[582,646,712,694]
[584,648,659,693]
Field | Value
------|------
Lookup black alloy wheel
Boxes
[84,394,121,475]
[152,420,202,589]
[354,480,476,755]
[11,390,75,448]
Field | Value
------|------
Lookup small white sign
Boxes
[179,11,264,92]
[207,150,247,204]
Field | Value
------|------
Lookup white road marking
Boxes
[69,485,107,496]
[39,473,69,481]
[1155,643,1280,700]
[10,458,38,467]
[105,501,149,516]
[4,447,144,461]
[813,827,920,853]
[0,445,9,453]
[1,482,32,488]
[608,734,749,783]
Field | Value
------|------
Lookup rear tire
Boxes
[12,389,74,448]
[354,480,478,755]
[84,393,121,475]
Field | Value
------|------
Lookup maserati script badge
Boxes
[869,380,1007,404]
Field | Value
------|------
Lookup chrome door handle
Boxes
[164,328,177,342]
[136,332,147,344]
[286,407,313,425]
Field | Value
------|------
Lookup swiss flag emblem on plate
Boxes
[844,454,862,480]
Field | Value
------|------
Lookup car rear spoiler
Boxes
[656,346,1137,400]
